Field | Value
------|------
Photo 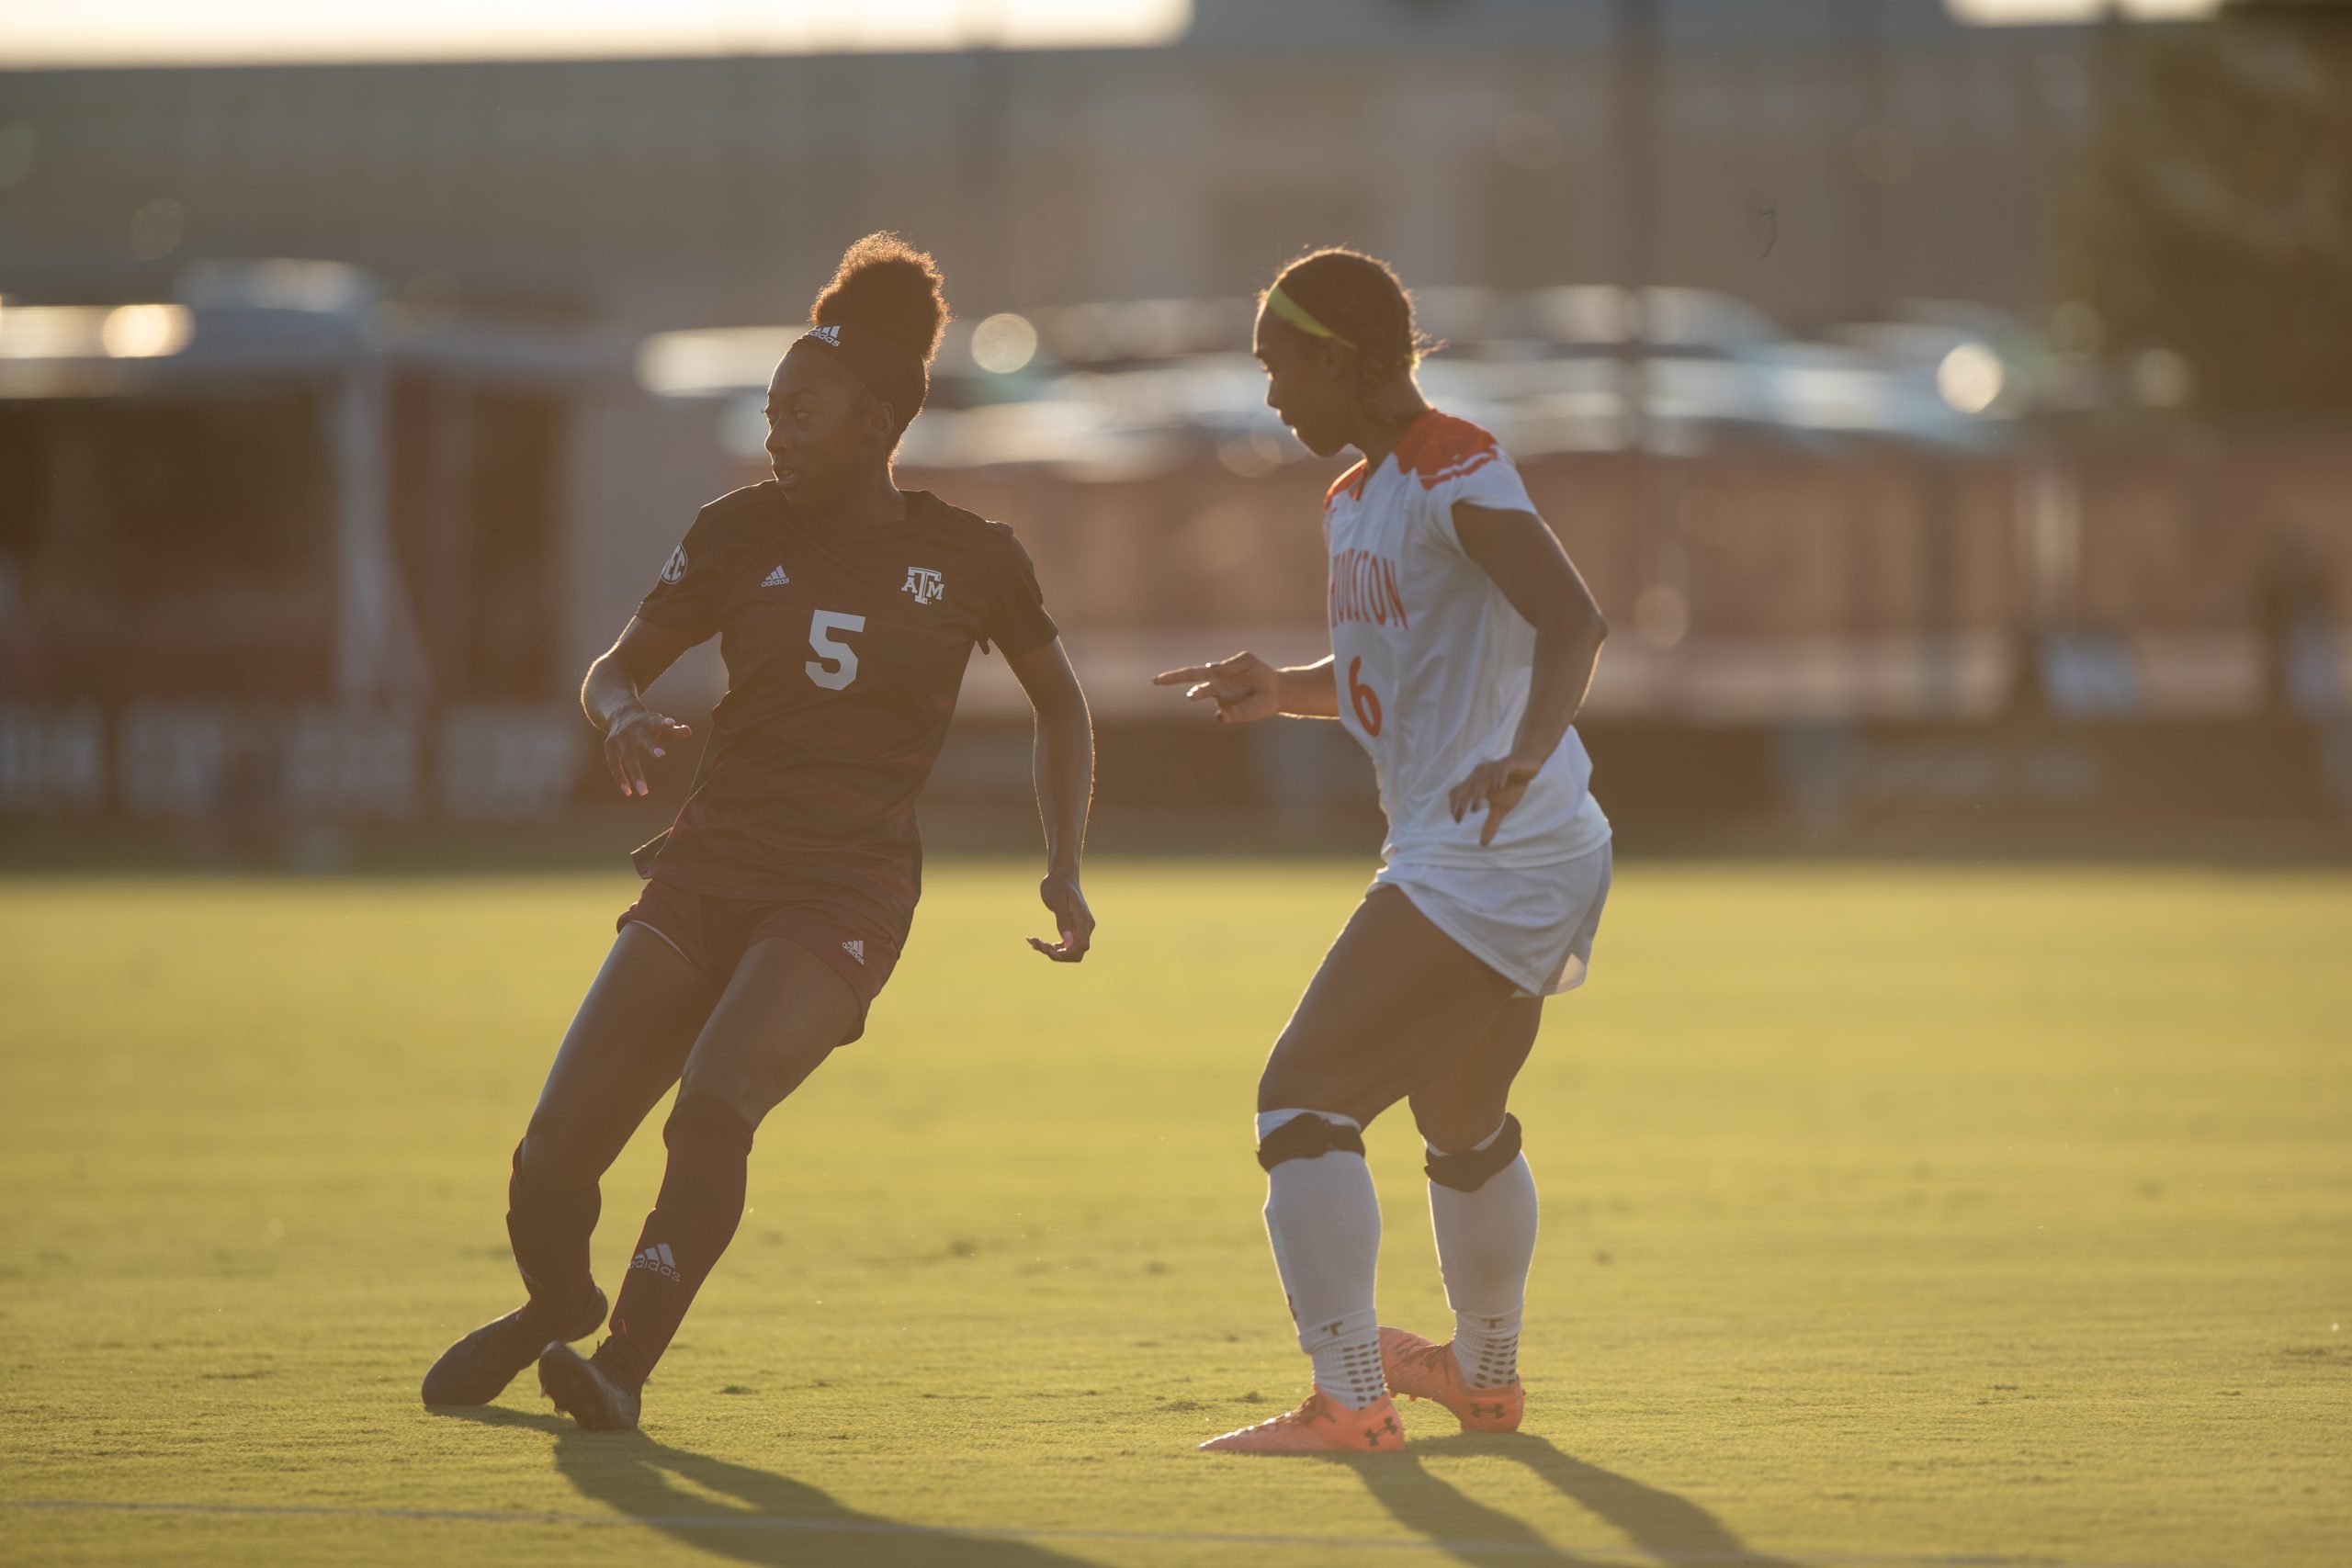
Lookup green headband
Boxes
[1264,284,1420,367]
[1264,285,1360,353]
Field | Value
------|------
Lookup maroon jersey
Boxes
[628,482,1057,927]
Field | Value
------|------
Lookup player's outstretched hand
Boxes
[1448,755,1542,846]
[1028,872,1094,964]
[1152,651,1281,724]
[604,705,693,798]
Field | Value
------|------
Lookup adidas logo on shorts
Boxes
[629,1242,682,1281]
[841,939,865,965]
[761,565,789,587]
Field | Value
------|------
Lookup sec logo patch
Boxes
[660,545,688,585]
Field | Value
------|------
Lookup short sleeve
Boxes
[633,505,735,645]
[1427,449,1539,556]
[979,525,1058,657]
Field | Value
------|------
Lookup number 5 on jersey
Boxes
[806,610,865,690]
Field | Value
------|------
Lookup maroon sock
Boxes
[505,1140,601,1322]
[602,1093,755,1391]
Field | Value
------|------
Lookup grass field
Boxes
[1,860,2346,1568]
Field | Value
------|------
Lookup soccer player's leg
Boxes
[1200,886,1518,1454]
[1383,998,1543,1433]
[542,934,855,1431]
[423,924,718,1406]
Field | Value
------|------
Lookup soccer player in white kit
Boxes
[1159,248,1613,1454]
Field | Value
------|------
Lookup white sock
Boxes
[1257,1109,1386,1410]
[1426,1119,1538,1389]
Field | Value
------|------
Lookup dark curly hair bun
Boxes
[810,233,948,363]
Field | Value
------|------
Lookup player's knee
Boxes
[1257,1054,1346,1118]
[676,1043,825,1130]
[1409,1092,1503,1159]
[1260,1030,1425,1126]
[662,1090,756,1157]
[1254,1111,1366,1171]
[512,1128,595,1194]
[671,1068,766,1131]
[1421,1112,1524,1192]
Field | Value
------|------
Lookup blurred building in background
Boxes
[2,0,2347,850]
[2,0,2113,326]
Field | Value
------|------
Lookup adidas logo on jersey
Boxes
[761,565,790,587]
[629,1242,682,1281]
[805,324,842,346]
[841,939,865,965]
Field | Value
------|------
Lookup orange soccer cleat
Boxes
[1197,1388,1406,1454]
[1378,1327,1525,1433]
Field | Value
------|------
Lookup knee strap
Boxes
[1256,1114,1366,1171]
[665,1091,756,1156]
[1425,1113,1523,1192]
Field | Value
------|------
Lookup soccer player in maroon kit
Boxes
[423,235,1096,1431]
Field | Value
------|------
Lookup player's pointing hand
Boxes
[1448,755,1543,846]
[1153,651,1282,725]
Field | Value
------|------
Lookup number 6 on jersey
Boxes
[806,610,865,690]
[1347,655,1383,736]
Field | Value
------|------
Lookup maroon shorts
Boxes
[616,877,903,1042]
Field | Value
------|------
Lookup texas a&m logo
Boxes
[902,566,945,604]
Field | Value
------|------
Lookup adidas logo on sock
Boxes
[761,565,789,587]
[840,939,865,965]
[629,1242,682,1281]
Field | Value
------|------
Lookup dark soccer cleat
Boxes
[537,1341,641,1432]
[421,1286,607,1407]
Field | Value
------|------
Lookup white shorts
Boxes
[1374,839,1613,998]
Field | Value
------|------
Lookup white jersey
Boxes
[1324,411,1610,871]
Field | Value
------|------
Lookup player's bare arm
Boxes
[1444,501,1609,844]
[582,615,698,798]
[1008,637,1097,963]
[1151,651,1340,722]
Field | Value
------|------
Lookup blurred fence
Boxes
[0,703,582,823]
[917,434,2352,725]
[5,4,2350,855]
[7,414,2350,851]
[8,702,2350,857]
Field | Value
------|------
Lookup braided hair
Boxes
[1265,247,1442,434]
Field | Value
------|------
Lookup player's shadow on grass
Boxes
[1340,1432,1809,1568]
[435,1406,1096,1567]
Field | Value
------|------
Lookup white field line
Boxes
[0,1495,2230,1568]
